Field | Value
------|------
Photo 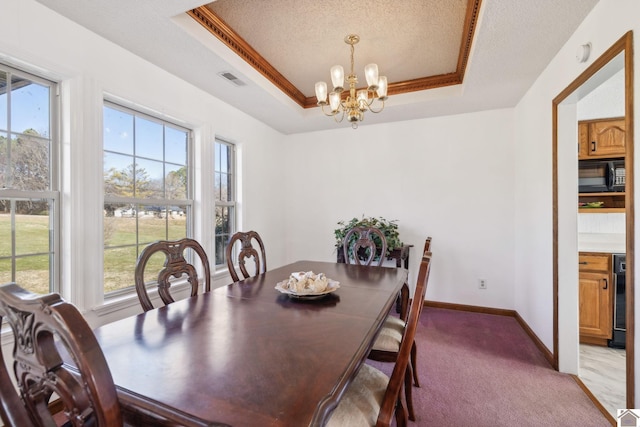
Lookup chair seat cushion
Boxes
[326,363,389,427]
[371,315,405,352]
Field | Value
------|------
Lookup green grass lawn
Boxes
[0,214,51,294]
[1,213,187,294]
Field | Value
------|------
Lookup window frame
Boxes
[102,100,194,297]
[214,138,236,269]
[0,63,60,294]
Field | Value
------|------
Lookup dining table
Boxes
[93,260,408,427]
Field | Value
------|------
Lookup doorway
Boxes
[553,31,634,416]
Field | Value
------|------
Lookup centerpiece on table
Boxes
[334,216,402,263]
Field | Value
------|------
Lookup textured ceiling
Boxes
[201,0,471,104]
[33,0,600,134]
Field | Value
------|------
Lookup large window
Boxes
[0,65,58,294]
[214,139,236,267]
[103,102,191,294]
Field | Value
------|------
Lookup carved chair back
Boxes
[342,226,388,267]
[0,283,122,427]
[225,230,267,282]
[135,238,211,312]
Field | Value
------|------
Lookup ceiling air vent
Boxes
[218,71,246,87]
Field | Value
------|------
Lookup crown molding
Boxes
[188,0,481,109]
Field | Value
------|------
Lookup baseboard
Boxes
[571,375,616,426]
[424,300,555,368]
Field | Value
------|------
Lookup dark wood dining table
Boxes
[93,260,408,427]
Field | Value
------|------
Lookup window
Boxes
[0,65,58,294]
[214,139,236,267]
[103,102,191,294]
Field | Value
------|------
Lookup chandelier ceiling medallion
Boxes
[314,34,388,129]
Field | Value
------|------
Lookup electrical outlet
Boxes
[479,279,487,290]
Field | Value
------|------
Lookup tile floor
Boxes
[579,343,626,417]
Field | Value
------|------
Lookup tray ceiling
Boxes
[190,0,480,108]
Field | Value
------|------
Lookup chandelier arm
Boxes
[362,89,377,108]
[367,99,385,114]
[320,103,338,117]
[332,108,345,123]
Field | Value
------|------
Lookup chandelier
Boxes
[314,34,388,129]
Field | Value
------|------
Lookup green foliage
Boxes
[334,215,402,258]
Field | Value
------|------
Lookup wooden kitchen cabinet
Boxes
[578,117,626,159]
[579,252,613,346]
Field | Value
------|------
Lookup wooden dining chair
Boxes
[225,230,267,282]
[368,244,433,421]
[423,236,432,256]
[0,283,123,427]
[326,254,431,427]
[134,238,211,312]
[342,226,388,266]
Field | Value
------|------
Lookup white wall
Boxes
[283,109,516,309]
[513,0,640,405]
[0,0,288,326]
[578,68,625,120]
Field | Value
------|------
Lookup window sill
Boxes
[92,291,145,317]
[92,272,231,319]
[92,281,191,317]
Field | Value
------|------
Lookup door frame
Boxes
[552,31,634,408]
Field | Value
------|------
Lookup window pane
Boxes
[215,234,226,266]
[135,158,163,199]
[138,210,167,245]
[16,254,49,294]
[165,126,186,165]
[11,133,50,191]
[10,78,50,138]
[167,205,187,240]
[166,164,186,200]
[224,171,232,202]
[214,172,221,202]
[104,204,137,247]
[0,131,7,189]
[219,143,228,174]
[214,172,231,202]
[0,208,9,257]
[215,205,234,267]
[215,206,226,235]
[0,71,7,131]
[135,117,163,161]
[104,152,135,197]
[103,246,137,293]
[0,258,11,284]
[104,106,133,155]
[15,207,50,256]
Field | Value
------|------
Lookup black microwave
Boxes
[578,159,625,193]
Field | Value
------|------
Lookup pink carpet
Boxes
[368,307,611,426]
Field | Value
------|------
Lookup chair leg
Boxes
[405,363,416,421]
[395,385,409,427]
[411,340,420,387]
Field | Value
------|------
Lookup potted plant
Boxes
[334,216,402,263]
